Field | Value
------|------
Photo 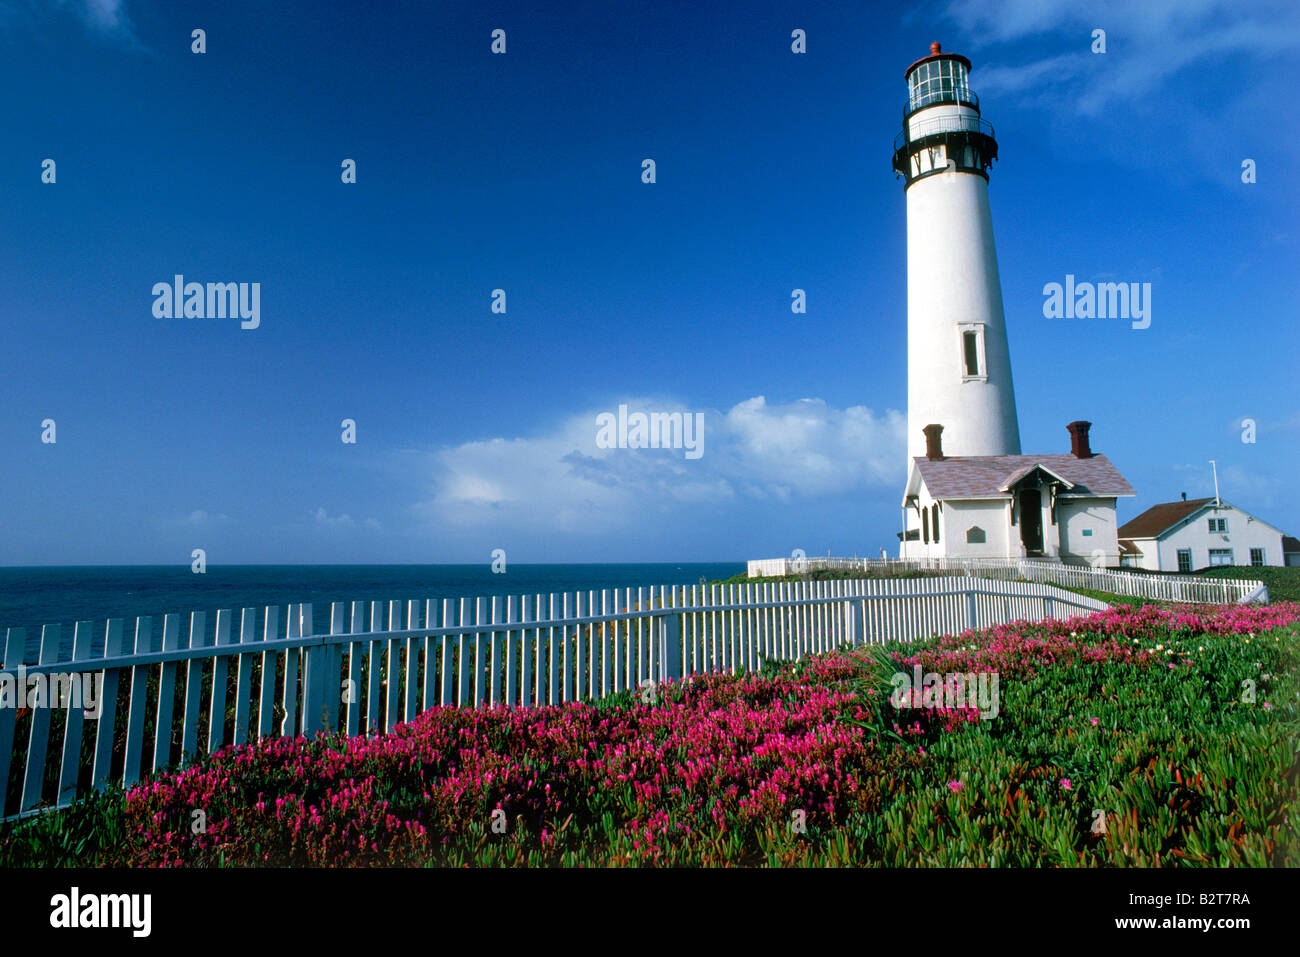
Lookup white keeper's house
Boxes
[899,421,1136,564]
[1116,495,1289,571]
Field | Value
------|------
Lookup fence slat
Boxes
[347,601,366,736]
[122,618,152,788]
[0,629,24,818]
[179,611,207,764]
[208,609,234,753]
[326,602,346,734]
[405,600,420,723]
[367,601,384,734]
[152,614,183,775]
[257,607,280,740]
[55,621,95,808]
[382,600,401,734]
[440,599,454,707]
[21,625,61,811]
[281,605,301,738]
[423,599,438,714]
[233,608,257,747]
[300,604,323,736]
[90,620,124,793]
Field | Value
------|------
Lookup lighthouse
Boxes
[892,43,1021,461]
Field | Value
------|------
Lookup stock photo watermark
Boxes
[152,275,260,330]
[595,404,704,459]
[1042,274,1151,330]
[890,665,1000,719]
[0,668,102,719]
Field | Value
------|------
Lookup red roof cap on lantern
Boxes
[904,41,972,80]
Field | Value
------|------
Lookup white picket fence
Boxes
[0,576,1107,824]
[746,557,1267,605]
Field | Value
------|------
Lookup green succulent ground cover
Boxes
[3,604,1296,867]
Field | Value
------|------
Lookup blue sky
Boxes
[1,0,1297,565]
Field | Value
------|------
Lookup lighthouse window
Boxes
[963,332,980,376]
[958,323,987,380]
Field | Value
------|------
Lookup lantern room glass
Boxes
[908,58,972,111]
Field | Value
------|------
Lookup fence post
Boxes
[301,605,326,736]
[659,607,683,683]
[965,587,978,632]
[848,600,862,647]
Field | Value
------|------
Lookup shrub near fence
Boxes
[1,576,1106,824]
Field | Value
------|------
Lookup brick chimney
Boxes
[923,424,944,460]
[1067,420,1092,458]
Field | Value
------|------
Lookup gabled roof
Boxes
[997,462,1075,492]
[1117,498,1214,539]
[905,453,1135,503]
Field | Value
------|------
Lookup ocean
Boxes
[0,563,745,664]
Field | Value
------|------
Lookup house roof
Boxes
[1117,498,1216,539]
[1118,539,1142,554]
[908,453,1135,502]
[1284,535,1300,554]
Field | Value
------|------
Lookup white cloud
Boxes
[313,507,355,528]
[413,395,905,534]
[170,509,229,527]
[11,1,139,41]
[943,0,1300,116]
[82,0,128,31]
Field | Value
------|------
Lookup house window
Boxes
[1250,548,1265,566]
[931,504,940,543]
[1208,518,1227,533]
[1208,548,1233,567]
[1176,548,1192,573]
[965,526,985,544]
[922,508,930,544]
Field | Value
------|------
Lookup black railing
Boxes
[893,114,995,154]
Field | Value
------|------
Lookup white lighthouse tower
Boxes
[893,42,1021,460]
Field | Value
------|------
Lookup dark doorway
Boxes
[1019,488,1043,555]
